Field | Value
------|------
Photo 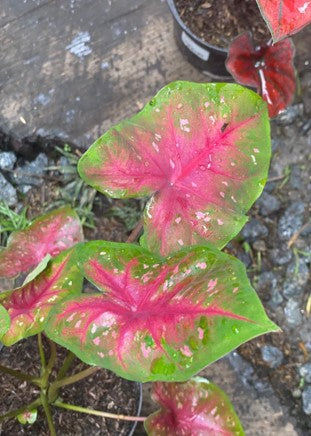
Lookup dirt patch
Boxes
[175,0,270,48]
[0,336,141,435]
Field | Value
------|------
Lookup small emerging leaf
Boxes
[145,377,244,435]
[78,82,270,256]
[0,206,83,279]
[0,248,83,346]
[256,0,311,42]
[0,304,10,336]
[226,32,296,118]
[17,409,38,425]
[45,241,278,382]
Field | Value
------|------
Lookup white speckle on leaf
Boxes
[217,219,224,225]
[178,239,184,246]
[152,141,159,152]
[66,32,92,59]
[251,154,257,165]
[220,191,225,198]
[298,2,310,13]
[175,217,182,224]
[253,148,260,153]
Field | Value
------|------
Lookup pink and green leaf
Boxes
[0,304,10,336]
[0,206,83,279]
[0,248,83,346]
[226,33,296,118]
[256,0,311,42]
[17,409,38,425]
[45,241,278,382]
[145,377,244,436]
[78,82,271,256]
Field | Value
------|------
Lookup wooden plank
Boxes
[0,0,205,149]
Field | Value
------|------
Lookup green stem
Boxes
[49,366,100,403]
[41,392,56,436]
[55,351,75,382]
[126,218,143,243]
[54,401,146,422]
[0,364,41,386]
[38,333,46,370]
[0,398,41,422]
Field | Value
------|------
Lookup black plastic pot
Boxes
[167,0,231,79]
[128,382,143,436]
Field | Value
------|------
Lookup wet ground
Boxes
[0,1,311,435]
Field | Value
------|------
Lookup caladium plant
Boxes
[0,82,279,435]
[256,0,311,42]
[0,206,83,279]
[226,32,296,118]
[145,377,244,435]
[78,82,270,256]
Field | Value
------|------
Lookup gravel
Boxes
[284,299,303,326]
[283,258,309,298]
[0,151,16,171]
[256,192,281,216]
[269,246,293,266]
[241,218,268,242]
[10,153,48,189]
[261,345,284,368]
[299,363,311,384]
[302,386,311,415]
[0,172,17,206]
[278,202,305,241]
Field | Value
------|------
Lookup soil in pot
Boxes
[175,0,270,48]
[0,336,141,435]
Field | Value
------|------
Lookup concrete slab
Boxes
[0,0,204,149]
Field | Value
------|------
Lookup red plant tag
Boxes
[0,206,83,279]
[256,0,311,41]
[226,33,296,118]
[144,378,244,435]
[0,248,83,346]
[45,241,278,382]
[78,82,270,256]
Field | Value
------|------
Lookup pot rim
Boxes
[167,0,228,53]
[128,382,143,436]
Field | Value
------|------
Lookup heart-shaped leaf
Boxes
[145,377,244,435]
[0,206,83,279]
[45,241,278,382]
[0,248,83,346]
[78,82,270,256]
[226,33,296,118]
[256,0,311,42]
[0,304,10,336]
[17,409,38,425]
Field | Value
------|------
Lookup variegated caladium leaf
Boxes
[226,33,296,118]
[144,377,244,436]
[17,409,38,425]
[78,82,270,256]
[0,248,83,346]
[0,206,83,279]
[45,241,278,382]
[0,304,10,336]
[256,0,311,42]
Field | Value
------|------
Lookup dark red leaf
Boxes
[256,0,311,42]
[0,206,83,279]
[226,32,296,118]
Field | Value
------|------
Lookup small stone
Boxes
[283,258,309,298]
[269,246,293,265]
[258,271,278,291]
[241,219,268,242]
[292,388,301,398]
[11,153,48,188]
[299,363,311,383]
[278,202,305,241]
[276,104,303,125]
[269,288,284,308]
[261,345,284,368]
[0,151,16,171]
[0,172,17,206]
[289,166,302,190]
[257,192,281,216]
[252,240,266,251]
[302,386,311,415]
[284,299,303,326]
